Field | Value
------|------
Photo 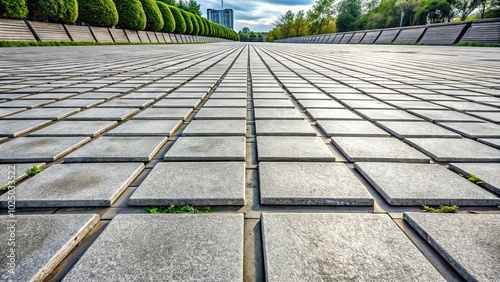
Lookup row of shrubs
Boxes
[0,0,239,41]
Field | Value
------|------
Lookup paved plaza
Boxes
[0,43,499,281]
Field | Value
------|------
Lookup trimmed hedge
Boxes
[114,0,146,30]
[77,0,118,27]
[168,5,185,34]
[195,15,204,36]
[139,0,163,31]
[190,13,198,35]
[179,9,192,34]
[27,0,78,24]
[0,0,28,19]
[156,1,175,33]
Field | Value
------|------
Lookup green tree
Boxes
[395,0,421,25]
[139,0,163,31]
[454,0,480,20]
[292,10,307,37]
[169,5,186,33]
[177,0,201,15]
[77,0,119,27]
[275,10,295,38]
[336,0,362,32]
[28,0,78,23]
[114,0,146,30]
[189,13,199,34]
[156,1,175,32]
[180,9,193,34]
[307,0,335,35]
[0,0,28,19]
[415,0,452,23]
[195,15,204,35]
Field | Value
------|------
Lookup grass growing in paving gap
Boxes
[422,205,459,213]
[146,205,213,214]
[0,41,207,48]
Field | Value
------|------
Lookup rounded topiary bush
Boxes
[203,18,210,36]
[77,0,118,27]
[0,0,28,19]
[168,5,185,34]
[114,0,146,30]
[179,9,192,34]
[189,13,199,35]
[28,0,78,24]
[195,16,204,36]
[138,0,163,31]
[156,1,175,33]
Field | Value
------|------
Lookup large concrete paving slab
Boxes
[106,120,182,136]
[62,214,244,281]
[0,137,90,163]
[152,98,201,108]
[133,108,192,120]
[43,99,105,108]
[257,136,335,161]
[259,162,373,205]
[64,137,168,162]
[0,163,143,207]
[0,214,99,282]
[376,121,461,138]
[255,119,316,136]
[0,163,45,186]
[164,136,246,161]
[194,107,246,119]
[96,99,154,108]
[317,120,390,137]
[204,99,247,108]
[307,108,363,120]
[66,108,139,121]
[404,213,500,282]
[262,213,445,281]
[29,120,117,137]
[408,109,483,122]
[357,109,423,121]
[0,119,51,137]
[129,162,245,206]
[333,137,430,162]
[2,108,80,120]
[182,120,246,136]
[449,163,500,195]
[478,138,500,149]
[0,108,27,118]
[355,162,500,206]
[406,138,500,162]
[438,122,500,138]
[254,108,303,119]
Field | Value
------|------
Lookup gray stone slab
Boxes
[165,92,206,99]
[262,213,445,282]
[0,214,99,282]
[355,162,499,206]
[133,108,192,120]
[0,163,143,207]
[43,99,105,108]
[29,121,117,137]
[97,99,154,108]
[164,137,245,161]
[194,108,246,120]
[408,110,483,122]
[182,120,246,136]
[478,138,500,149]
[307,108,362,120]
[0,163,45,186]
[2,108,80,120]
[343,100,395,109]
[71,92,122,100]
[0,99,54,108]
[254,108,303,120]
[66,108,139,121]
[434,101,498,111]
[129,162,245,206]
[106,120,181,136]
[387,100,447,110]
[210,92,247,99]
[259,162,373,205]
[439,122,500,138]
[0,137,89,163]
[376,121,461,138]
[0,120,51,137]
[257,136,335,161]
[64,137,168,162]
[0,108,27,118]
[404,213,500,282]
[317,120,390,137]
[120,92,165,100]
[152,98,201,108]
[62,214,243,282]
[298,99,344,109]
[203,99,247,108]
[252,93,288,99]
[405,138,500,162]
[254,99,295,108]
[255,119,316,136]
[449,163,500,195]
[467,111,500,123]
[357,109,423,121]
[333,137,430,162]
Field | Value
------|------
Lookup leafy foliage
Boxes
[139,0,163,31]
[189,13,199,35]
[169,5,185,34]
[77,0,118,27]
[179,9,192,34]
[114,0,146,30]
[422,205,459,213]
[156,1,175,32]
[0,0,29,19]
[195,15,204,36]
[27,0,78,24]
[459,173,487,185]
[336,0,363,32]
[146,205,213,214]
[25,165,44,176]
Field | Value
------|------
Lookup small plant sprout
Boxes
[25,166,44,176]
[0,185,10,192]
[459,173,486,185]
[422,205,459,213]
[146,205,213,214]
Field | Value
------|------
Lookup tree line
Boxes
[268,0,500,41]
[0,0,239,40]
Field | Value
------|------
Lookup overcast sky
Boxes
[199,0,315,32]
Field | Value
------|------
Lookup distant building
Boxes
[207,9,234,30]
